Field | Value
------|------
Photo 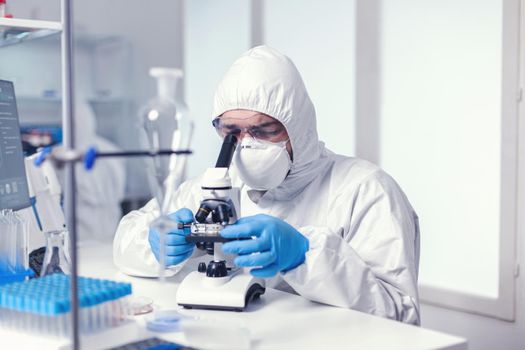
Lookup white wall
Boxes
[184,0,252,177]
[262,0,356,156]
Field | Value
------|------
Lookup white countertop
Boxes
[0,242,467,350]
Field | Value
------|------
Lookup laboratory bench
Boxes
[0,242,467,350]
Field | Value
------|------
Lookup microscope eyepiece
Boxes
[215,134,238,168]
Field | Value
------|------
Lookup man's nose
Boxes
[238,131,254,140]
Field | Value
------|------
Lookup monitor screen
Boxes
[0,80,31,210]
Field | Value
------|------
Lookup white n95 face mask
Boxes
[233,137,292,191]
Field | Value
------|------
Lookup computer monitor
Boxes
[0,80,31,210]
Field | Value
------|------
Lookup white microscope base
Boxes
[176,270,265,311]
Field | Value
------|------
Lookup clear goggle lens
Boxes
[212,117,287,142]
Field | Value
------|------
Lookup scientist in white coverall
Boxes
[113,46,420,325]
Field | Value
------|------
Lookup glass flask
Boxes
[140,67,194,280]
[41,229,71,276]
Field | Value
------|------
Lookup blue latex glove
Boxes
[220,214,309,278]
[149,208,194,266]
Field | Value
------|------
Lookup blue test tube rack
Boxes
[0,274,132,337]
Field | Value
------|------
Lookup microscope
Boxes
[176,135,265,311]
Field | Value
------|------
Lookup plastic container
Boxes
[146,310,187,333]
[128,295,154,315]
[0,210,32,285]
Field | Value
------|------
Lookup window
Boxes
[356,0,518,319]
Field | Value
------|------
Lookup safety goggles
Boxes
[212,116,288,142]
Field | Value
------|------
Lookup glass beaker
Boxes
[41,229,71,276]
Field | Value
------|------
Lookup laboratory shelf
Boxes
[16,96,132,106]
[24,32,127,49]
[0,18,62,48]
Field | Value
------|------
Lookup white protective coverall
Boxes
[113,46,420,325]
[71,100,126,242]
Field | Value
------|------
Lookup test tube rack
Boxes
[0,274,132,337]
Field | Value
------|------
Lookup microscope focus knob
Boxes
[206,260,228,278]
[198,262,207,273]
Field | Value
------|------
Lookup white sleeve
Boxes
[281,172,421,325]
[112,179,201,277]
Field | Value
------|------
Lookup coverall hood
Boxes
[212,45,329,199]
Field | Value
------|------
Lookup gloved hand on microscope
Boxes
[220,214,309,278]
[149,207,309,278]
[148,208,195,266]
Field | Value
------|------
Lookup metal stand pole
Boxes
[60,0,79,349]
